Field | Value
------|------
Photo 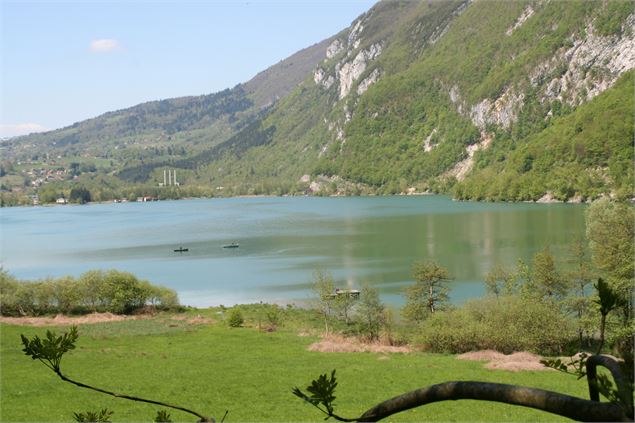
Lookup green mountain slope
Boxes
[199,0,633,199]
[2,0,633,204]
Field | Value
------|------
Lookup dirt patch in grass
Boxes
[0,312,213,327]
[308,334,411,354]
[457,350,552,372]
[185,315,214,325]
[0,312,131,326]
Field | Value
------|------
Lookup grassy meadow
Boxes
[0,307,591,422]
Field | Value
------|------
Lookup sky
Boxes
[0,0,377,138]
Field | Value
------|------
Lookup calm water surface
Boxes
[0,196,586,306]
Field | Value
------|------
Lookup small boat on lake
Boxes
[223,243,239,249]
[174,247,189,253]
[329,288,360,299]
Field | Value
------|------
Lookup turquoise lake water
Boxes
[0,195,586,307]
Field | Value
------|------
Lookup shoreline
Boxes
[2,190,596,210]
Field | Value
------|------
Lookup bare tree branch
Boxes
[55,370,213,422]
[357,381,629,422]
[586,355,633,418]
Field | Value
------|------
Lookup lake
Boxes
[0,195,586,307]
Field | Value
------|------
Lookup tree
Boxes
[585,199,634,307]
[102,270,149,314]
[586,199,634,363]
[69,187,91,204]
[484,264,516,297]
[78,270,106,311]
[333,290,358,326]
[565,238,595,349]
[403,261,450,324]
[311,270,336,336]
[356,286,385,341]
[530,246,568,300]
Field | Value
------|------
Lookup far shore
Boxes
[5,189,598,210]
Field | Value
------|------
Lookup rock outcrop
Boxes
[470,88,525,130]
[506,5,535,36]
[313,13,383,100]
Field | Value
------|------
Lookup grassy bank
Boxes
[1,308,589,422]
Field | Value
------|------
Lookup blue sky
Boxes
[0,0,376,138]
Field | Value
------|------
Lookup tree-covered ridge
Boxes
[1,0,633,204]
[16,87,253,151]
[309,0,634,198]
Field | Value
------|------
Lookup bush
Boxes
[227,308,244,328]
[0,270,21,315]
[417,296,575,355]
[265,305,283,329]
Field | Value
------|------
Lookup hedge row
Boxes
[0,269,179,316]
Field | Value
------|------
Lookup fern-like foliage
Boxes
[73,408,113,422]
[154,409,173,423]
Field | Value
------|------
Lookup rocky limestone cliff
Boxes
[448,12,635,136]
[470,88,526,130]
[338,43,383,99]
[313,14,384,100]
[533,13,635,108]
[357,68,381,96]
[447,132,494,181]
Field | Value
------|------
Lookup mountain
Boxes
[2,0,633,205]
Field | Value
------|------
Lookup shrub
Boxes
[417,295,575,355]
[265,305,283,329]
[227,307,244,328]
[0,270,20,315]
[356,286,385,341]
[102,270,150,314]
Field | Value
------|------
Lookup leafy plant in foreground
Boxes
[21,327,218,422]
[292,370,353,422]
[154,410,173,423]
[73,408,114,422]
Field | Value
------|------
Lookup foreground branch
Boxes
[586,355,633,418]
[357,381,629,422]
[55,370,213,422]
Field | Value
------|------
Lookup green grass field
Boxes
[1,309,589,422]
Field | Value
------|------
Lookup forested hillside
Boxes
[1,0,633,205]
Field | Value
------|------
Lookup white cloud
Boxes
[0,123,49,138]
[90,39,119,53]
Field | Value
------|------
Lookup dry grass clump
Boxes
[308,334,411,354]
[185,315,214,325]
[0,311,213,327]
[0,312,129,326]
[456,350,504,361]
[457,350,551,372]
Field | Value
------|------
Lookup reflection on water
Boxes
[0,196,586,306]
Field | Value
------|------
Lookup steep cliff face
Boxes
[535,14,635,107]
[439,4,635,184]
[312,14,385,100]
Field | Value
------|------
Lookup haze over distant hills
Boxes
[2,0,633,205]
